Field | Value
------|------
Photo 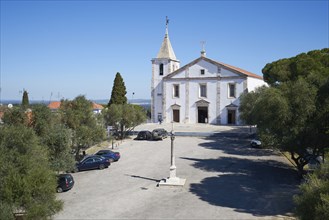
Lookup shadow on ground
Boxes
[200,132,281,157]
[183,133,300,217]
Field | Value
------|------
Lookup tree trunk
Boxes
[290,152,307,177]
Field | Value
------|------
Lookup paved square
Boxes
[54,134,299,219]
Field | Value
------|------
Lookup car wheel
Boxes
[56,187,63,193]
[109,158,114,163]
[99,164,105,170]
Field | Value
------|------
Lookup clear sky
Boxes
[1,0,328,101]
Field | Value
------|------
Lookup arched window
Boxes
[159,64,164,75]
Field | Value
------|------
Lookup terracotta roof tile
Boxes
[92,103,104,110]
[47,101,104,110]
[47,101,61,109]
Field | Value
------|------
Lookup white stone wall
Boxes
[158,57,266,125]
[247,77,267,92]
[187,79,218,124]
[219,78,245,125]
[164,81,186,123]
[151,58,180,123]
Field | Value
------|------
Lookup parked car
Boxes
[300,148,325,171]
[136,130,152,140]
[250,139,262,148]
[95,149,120,162]
[152,128,168,140]
[57,173,74,193]
[75,155,111,172]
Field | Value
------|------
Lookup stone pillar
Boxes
[169,133,176,179]
[158,131,186,187]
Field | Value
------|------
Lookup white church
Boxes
[151,21,266,125]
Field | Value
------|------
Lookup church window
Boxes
[228,83,236,98]
[159,64,164,75]
[173,84,179,98]
[200,84,207,98]
[200,69,205,75]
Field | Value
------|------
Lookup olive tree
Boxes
[0,125,62,219]
[59,95,106,159]
[103,104,147,139]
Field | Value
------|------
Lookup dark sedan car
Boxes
[95,149,120,162]
[75,155,111,172]
[136,130,152,140]
[152,128,168,140]
[57,173,74,193]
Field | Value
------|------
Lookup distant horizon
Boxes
[0,98,151,105]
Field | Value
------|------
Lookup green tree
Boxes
[30,104,53,137]
[104,104,147,139]
[2,106,28,126]
[43,124,75,172]
[60,96,106,159]
[4,104,76,173]
[30,105,75,172]
[239,48,329,174]
[22,90,29,109]
[294,160,329,220]
[108,72,127,106]
[0,125,62,219]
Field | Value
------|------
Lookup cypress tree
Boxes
[108,72,127,106]
[22,90,29,109]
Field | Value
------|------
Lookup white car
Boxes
[250,139,261,148]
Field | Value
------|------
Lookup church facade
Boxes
[151,23,266,125]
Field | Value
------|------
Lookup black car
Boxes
[136,130,152,140]
[57,173,74,193]
[152,128,168,140]
[75,155,111,172]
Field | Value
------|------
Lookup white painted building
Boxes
[151,22,266,125]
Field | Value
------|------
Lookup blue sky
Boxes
[1,0,328,101]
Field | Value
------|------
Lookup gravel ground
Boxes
[54,124,299,220]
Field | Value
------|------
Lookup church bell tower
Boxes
[151,17,180,123]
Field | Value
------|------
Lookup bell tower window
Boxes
[159,64,164,75]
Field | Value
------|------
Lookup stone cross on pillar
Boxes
[159,130,186,187]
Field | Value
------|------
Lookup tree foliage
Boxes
[3,104,75,173]
[0,125,62,219]
[22,90,29,109]
[103,104,147,139]
[108,72,127,106]
[60,95,106,158]
[239,48,329,174]
[2,107,28,126]
[294,160,329,220]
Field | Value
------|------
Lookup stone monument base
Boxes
[158,177,186,187]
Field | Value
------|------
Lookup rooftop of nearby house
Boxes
[48,101,61,109]
[47,101,104,111]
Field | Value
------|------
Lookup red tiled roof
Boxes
[92,103,104,110]
[47,101,104,110]
[214,60,263,79]
[47,101,61,109]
